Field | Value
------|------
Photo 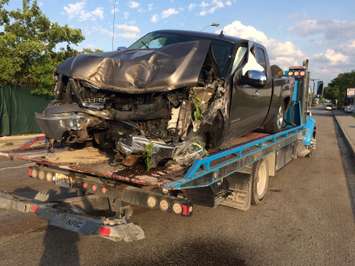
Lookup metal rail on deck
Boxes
[164,125,304,190]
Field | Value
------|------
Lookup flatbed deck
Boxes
[0,132,270,188]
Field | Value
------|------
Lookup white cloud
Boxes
[223,20,305,68]
[128,1,140,9]
[199,0,233,16]
[116,24,141,39]
[64,0,104,21]
[79,7,104,21]
[314,49,348,65]
[223,21,268,43]
[150,14,158,23]
[290,19,355,82]
[64,1,85,17]
[290,19,355,42]
[161,8,179,18]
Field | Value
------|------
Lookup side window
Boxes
[231,46,248,74]
[148,37,167,49]
[241,46,265,76]
[253,47,267,70]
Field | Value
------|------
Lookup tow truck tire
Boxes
[251,159,270,205]
[264,104,285,133]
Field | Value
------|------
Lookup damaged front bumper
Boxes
[36,109,101,143]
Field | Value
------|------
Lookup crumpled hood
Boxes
[57,40,211,94]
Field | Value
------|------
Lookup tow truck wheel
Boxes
[251,159,270,205]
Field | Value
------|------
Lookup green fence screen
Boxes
[0,87,52,136]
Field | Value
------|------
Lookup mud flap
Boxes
[220,173,252,211]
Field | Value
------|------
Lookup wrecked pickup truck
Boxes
[36,30,291,170]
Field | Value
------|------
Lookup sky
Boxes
[5,0,355,84]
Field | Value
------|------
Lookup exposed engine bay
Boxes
[36,40,228,170]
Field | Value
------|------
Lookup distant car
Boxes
[325,105,333,111]
[344,105,354,113]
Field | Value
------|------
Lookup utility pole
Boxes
[23,0,29,12]
[112,0,118,50]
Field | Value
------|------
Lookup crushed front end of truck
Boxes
[36,40,229,170]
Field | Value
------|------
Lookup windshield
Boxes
[129,32,235,76]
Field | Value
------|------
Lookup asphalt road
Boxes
[0,108,354,266]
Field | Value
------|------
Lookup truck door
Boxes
[251,45,273,124]
[229,43,269,135]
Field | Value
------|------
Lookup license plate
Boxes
[62,215,85,231]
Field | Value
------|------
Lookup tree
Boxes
[324,71,355,106]
[0,0,84,95]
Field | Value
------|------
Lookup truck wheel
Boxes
[251,159,270,205]
[264,104,284,132]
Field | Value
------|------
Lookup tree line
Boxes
[324,71,355,106]
[0,0,93,96]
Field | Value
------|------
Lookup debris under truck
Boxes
[0,31,316,242]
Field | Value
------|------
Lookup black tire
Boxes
[251,159,270,205]
[264,103,285,133]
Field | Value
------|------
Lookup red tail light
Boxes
[99,226,111,237]
[31,204,40,213]
[181,204,192,217]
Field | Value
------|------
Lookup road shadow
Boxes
[13,187,82,266]
[111,238,247,266]
[39,225,80,266]
[334,119,355,220]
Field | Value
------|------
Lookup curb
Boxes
[333,114,355,159]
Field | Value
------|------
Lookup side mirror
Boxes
[241,70,267,87]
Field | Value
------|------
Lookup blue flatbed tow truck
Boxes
[0,61,316,242]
